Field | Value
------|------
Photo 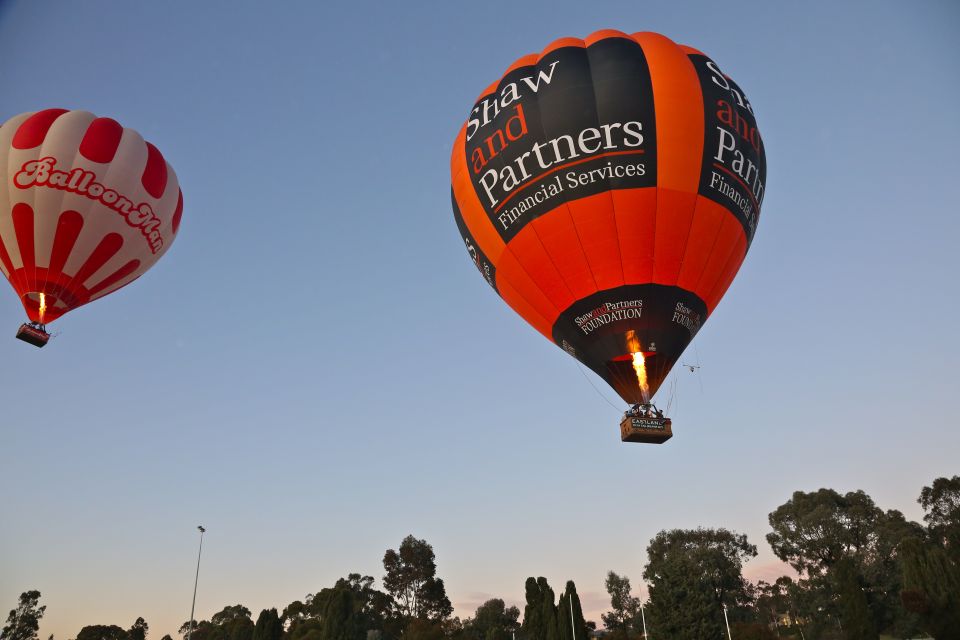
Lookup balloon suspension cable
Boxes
[665,377,677,415]
[693,337,704,394]
[574,361,621,411]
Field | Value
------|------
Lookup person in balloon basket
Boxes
[627,404,664,420]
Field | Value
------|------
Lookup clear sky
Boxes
[1,0,958,637]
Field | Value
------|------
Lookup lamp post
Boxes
[639,590,649,640]
[186,526,206,640]
[723,602,732,640]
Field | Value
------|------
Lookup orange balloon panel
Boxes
[0,109,183,325]
[450,31,766,404]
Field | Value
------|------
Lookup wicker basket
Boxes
[620,415,673,444]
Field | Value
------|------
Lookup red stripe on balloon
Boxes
[12,203,35,271]
[49,211,85,275]
[12,109,69,149]
[141,142,168,198]
[72,233,124,285]
[79,117,124,163]
[88,259,140,297]
[0,234,16,276]
[172,189,184,234]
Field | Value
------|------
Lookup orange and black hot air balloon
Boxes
[450,30,766,443]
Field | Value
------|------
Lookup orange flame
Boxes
[632,351,650,402]
[38,292,46,324]
[625,330,650,402]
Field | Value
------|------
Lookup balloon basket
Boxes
[16,323,49,348]
[620,414,672,444]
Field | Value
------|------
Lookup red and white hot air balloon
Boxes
[0,109,183,346]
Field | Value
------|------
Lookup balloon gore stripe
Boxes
[11,109,69,149]
[79,118,124,163]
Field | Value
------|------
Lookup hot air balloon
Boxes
[0,109,183,346]
[450,31,766,443]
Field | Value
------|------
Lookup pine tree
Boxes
[557,582,587,640]
[538,578,559,640]
[520,578,560,640]
[520,578,544,640]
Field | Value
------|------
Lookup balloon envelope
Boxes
[450,31,766,404]
[0,109,183,325]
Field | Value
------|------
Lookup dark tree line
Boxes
[597,475,960,640]
[6,477,958,640]
[3,534,594,640]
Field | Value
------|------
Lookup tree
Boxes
[129,619,148,640]
[76,626,129,640]
[919,476,960,561]
[318,590,357,640]
[2,592,46,640]
[900,536,960,640]
[382,535,452,622]
[181,605,253,640]
[861,510,924,637]
[643,528,757,640]
[519,578,543,640]
[177,621,222,640]
[728,622,777,640]
[767,489,924,637]
[401,619,445,640]
[211,608,252,628]
[600,571,640,639]
[464,599,519,640]
[834,557,878,640]
[767,490,884,576]
[228,622,253,640]
[315,575,392,640]
[251,610,282,640]
[556,582,587,640]
[283,574,394,640]
[520,578,558,640]
[753,581,787,636]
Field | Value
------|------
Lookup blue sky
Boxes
[1,0,958,636]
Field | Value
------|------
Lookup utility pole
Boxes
[569,590,576,640]
[187,526,206,640]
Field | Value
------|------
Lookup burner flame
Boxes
[625,330,650,402]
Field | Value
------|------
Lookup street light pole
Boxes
[640,593,649,640]
[186,526,206,640]
[723,602,733,640]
